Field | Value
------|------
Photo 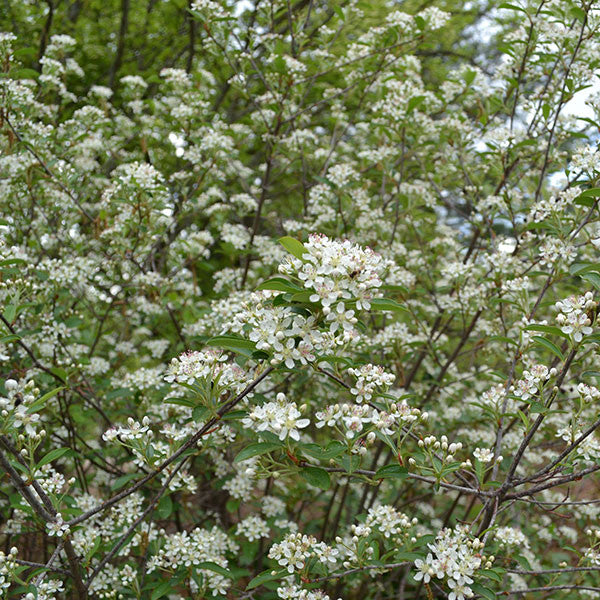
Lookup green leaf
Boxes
[542,103,551,120]
[196,562,233,578]
[471,582,496,600]
[480,569,503,583]
[36,448,71,470]
[407,95,425,113]
[300,466,331,490]
[289,290,314,303]
[570,262,600,276]
[233,442,282,463]
[517,409,529,429]
[578,187,600,197]
[524,324,568,339]
[574,188,600,206]
[3,304,16,323]
[27,387,65,413]
[157,494,173,519]
[164,397,196,407]
[0,258,26,267]
[498,2,527,12]
[192,406,209,421]
[150,581,173,600]
[395,551,424,561]
[370,298,409,314]
[531,336,564,361]
[206,335,257,357]
[375,464,408,480]
[0,333,20,344]
[300,441,345,460]
[278,236,306,260]
[582,272,600,291]
[574,195,595,207]
[226,498,240,512]
[488,335,519,347]
[528,401,546,414]
[111,473,138,491]
[413,15,425,29]
[9,68,40,81]
[221,410,247,420]
[246,569,286,590]
[257,277,302,293]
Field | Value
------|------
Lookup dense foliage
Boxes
[1,0,600,598]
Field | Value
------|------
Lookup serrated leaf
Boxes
[278,237,306,260]
[407,95,425,113]
[488,335,519,347]
[27,386,65,413]
[395,551,424,561]
[157,494,173,519]
[246,569,286,590]
[524,324,568,339]
[471,582,496,600]
[0,258,26,267]
[515,553,532,570]
[480,569,503,583]
[164,397,196,407]
[0,334,20,344]
[300,466,331,490]
[111,473,138,491]
[257,277,303,293]
[36,448,71,470]
[375,464,408,480]
[582,272,600,291]
[300,441,345,460]
[498,2,526,12]
[528,401,546,414]
[4,304,16,323]
[233,442,282,463]
[575,195,595,207]
[206,335,257,356]
[150,581,173,600]
[370,298,409,314]
[578,187,600,198]
[532,336,564,361]
[221,410,247,420]
[289,290,314,303]
[570,262,600,276]
[196,561,233,578]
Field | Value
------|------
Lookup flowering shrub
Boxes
[1,0,600,598]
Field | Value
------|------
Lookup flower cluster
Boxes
[0,379,42,437]
[315,400,421,442]
[236,515,270,542]
[102,416,151,443]
[165,349,252,397]
[348,364,395,403]
[511,365,555,401]
[268,532,339,574]
[0,547,17,593]
[279,234,386,310]
[147,526,238,596]
[246,302,323,368]
[413,526,493,599]
[556,425,600,463]
[365,505,415,539]
[555,292,596,342]
[242,392,310,441]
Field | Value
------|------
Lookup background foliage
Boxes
[1,0,600,599]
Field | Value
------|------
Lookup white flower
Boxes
[242,393,309,441]
[473,448,494,463]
